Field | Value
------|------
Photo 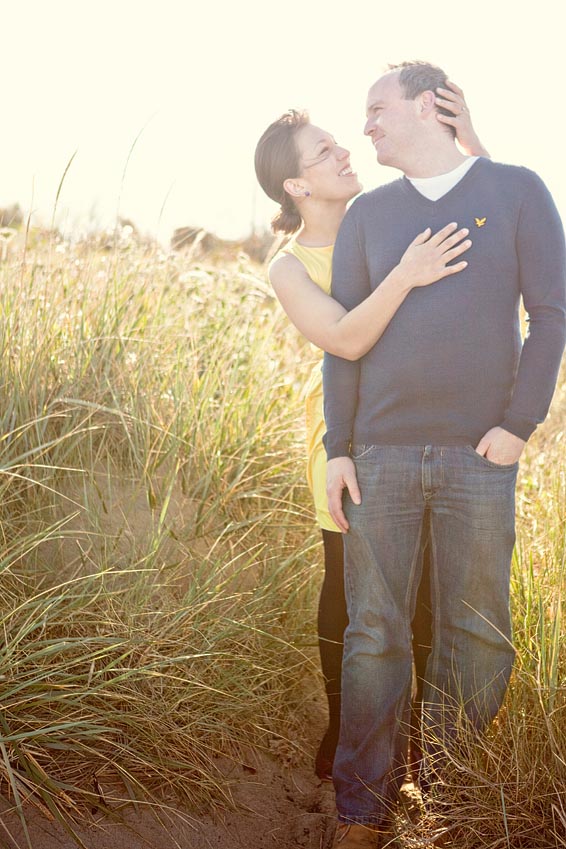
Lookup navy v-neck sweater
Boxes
[323,158,566,459]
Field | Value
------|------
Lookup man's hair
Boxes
[387,60,456,137]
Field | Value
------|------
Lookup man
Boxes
[323,61,566,848]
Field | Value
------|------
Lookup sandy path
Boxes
[0,699,427,849]
[0,750,339,849]
[0,700,344,849]
[0,756,428,849]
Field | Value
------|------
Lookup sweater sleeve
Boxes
[323,200,372,459]
[500,170,566,441]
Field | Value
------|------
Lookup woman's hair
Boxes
[254,109,309,234]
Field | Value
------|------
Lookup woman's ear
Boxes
[283,178,310,199]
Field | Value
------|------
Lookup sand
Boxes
[0,695,429,849]
[0,697,347,849]
[0,747,339,849]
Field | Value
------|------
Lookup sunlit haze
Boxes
[3,0,564,245]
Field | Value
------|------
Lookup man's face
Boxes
[364,72,420,170]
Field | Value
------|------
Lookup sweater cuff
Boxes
[322,431,351,460]
[500,412,537,442]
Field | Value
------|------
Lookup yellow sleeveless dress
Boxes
[280,239,339,532]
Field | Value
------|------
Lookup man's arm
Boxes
[480,169,566,463]
[504,170,566,436]
[323,199,371,530]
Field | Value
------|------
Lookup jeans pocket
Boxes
[464,444,519,470]
[351,444,376,460]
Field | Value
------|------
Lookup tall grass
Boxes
[0,235,565,847]
[0,237,322,841]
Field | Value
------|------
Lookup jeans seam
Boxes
[404,517,426,641]
[427,518,442,710]
[396,517,426,798]
[336,815,390,825]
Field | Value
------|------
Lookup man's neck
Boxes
[402,137,468,180]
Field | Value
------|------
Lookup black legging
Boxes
[317,528,432,764]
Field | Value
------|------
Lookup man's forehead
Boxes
[366,71,402,105]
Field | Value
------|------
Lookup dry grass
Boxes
[0,232,564,848]
[0,234,321,844]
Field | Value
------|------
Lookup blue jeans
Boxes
[334,445,517,826]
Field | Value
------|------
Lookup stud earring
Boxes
[304,191,311,197]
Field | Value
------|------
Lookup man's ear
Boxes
[419,90,436,115]
[283,178,309,198]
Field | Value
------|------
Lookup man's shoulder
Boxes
[346,178,406,217]
[478,159,548,192]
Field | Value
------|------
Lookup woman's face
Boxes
[294,124,362,201]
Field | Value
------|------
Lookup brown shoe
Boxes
[331,821,395,848]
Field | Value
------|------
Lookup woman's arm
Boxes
[269,222,471,361]
[435,79,491,158]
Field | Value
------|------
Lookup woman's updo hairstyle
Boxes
[254,109,309,235]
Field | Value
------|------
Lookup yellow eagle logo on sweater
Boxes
[475,217,487,227]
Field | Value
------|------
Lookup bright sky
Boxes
[3,0,564,244]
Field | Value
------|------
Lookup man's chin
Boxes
[376,150,399,170]
[374,145,389,166]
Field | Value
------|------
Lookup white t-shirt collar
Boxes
[408,157,479,201]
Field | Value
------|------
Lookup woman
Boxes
[254,83,489,780]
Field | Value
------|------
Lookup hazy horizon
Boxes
[3,0,565,244]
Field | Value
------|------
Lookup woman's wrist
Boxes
[461,132,490,158]
[387,263,418,295]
